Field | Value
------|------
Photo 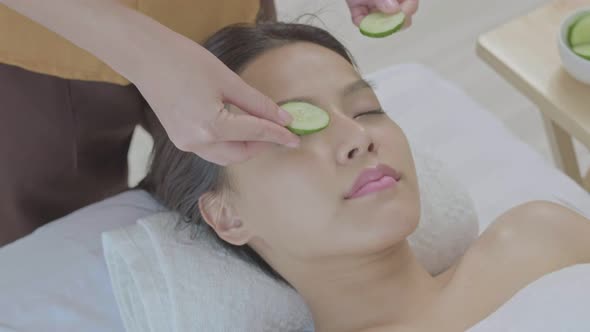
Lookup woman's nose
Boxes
[336,128,377,165]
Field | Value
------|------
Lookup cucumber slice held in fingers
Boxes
[359,11,406,38]
[281,102,330,136]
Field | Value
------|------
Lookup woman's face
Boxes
[215,42,420,265]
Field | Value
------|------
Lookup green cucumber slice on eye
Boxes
[572,44,590,60]
[359,11,406,38]
[281,102,330,136]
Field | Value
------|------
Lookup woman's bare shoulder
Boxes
[358,201,590,332]
[433,201,590,329]
[461,200,590,271]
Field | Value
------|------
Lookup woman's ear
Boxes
[198,192,251,246]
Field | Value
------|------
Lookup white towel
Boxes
[103,213,313,332]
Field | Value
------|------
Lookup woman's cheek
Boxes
[371,125,395,149]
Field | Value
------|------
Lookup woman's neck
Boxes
[292,241,446,332]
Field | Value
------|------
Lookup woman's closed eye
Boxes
[353,109,386,119]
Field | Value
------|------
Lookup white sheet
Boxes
[1,63,589,331]
[469,264,590,331]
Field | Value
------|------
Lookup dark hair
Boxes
[140,22,355,285]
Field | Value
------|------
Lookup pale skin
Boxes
[0,0,418,166]
[196,42,590,332]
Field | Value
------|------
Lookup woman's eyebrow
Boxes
[341,78,376,97]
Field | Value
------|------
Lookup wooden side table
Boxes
[477,0,590,191]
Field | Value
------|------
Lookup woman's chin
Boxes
[346,212,420,255]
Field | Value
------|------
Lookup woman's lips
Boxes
[344,164,401,200]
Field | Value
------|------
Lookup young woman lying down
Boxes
[139,22,590,332]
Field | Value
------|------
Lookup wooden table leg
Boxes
[542,116,585,187]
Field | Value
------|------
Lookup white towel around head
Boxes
[103,212,313,332]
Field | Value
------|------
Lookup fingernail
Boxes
[279,108,293,125]
[287,140,300,148]
[386,0,399,10]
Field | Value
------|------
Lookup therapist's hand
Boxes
[0,0,300,166]
[346,0,419,26]
[137,37,301,166]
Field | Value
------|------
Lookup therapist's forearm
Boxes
[0,0,186,84]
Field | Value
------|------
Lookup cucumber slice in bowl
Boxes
[573,44,590,60]
[569,14,590,47]
[359,11,406,38]
[281,102,330,136]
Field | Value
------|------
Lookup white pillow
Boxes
[0,190,161,332]
[411,152,479,275]
[102,152,479,332]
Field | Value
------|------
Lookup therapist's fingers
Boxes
[400,0,419,16]
[349,5,370,26]
[402,14,412,28]
[209,108,300,146]
[375,0,401,14]
[223,72,294,127]
[348,0,417,27]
